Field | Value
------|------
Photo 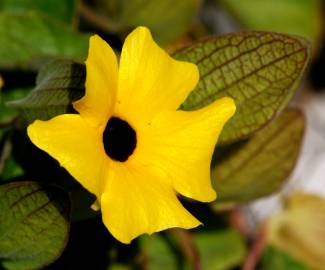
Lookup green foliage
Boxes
[0,181,70,270]
[218,0,322,43]
[0,88,31,125]
[261,246,310,270]
[140,228,246,270]
[194,229,246,270]
[1,158,24,181]
[7,59,85,122]
[0,11,89,70]
[140,234,179,270]
[0,1,313,268]
[174,32,310,144]
[97,0,199,45]
[0,138,24,181]
[0,88,29,180]
[0,0,76,24]
[212,108,305,203]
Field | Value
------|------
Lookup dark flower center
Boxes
[103,117,137,162]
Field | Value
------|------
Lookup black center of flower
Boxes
[103,117,137,162]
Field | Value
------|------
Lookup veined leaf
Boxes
[0,181,70,270]
[174,32,310,144]
[0,11,89,70]
[212,108,305,203]
[7,59,85,122]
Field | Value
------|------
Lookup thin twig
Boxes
[242,225,267,270]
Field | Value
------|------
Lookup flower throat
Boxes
[103,117,137,162]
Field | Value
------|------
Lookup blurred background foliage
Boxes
[0,0,324,269]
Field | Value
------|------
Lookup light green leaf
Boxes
[98,0,199,45]
[7,59,85,122]
[140,234,178,270]
[174,32,310,144]
[194,229,246,270]
[0,11,89,70]
[0,181,70,270]
[212,109,305,203]
[218,0,322,43]
[0,0,76,24]
[261,246,310,270]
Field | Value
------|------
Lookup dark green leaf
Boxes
[174,32,310,144]
[0,88,31,124]
[212,108,305,203]
[0,0,76,24]
[0,181,70,270]
[0,11,89,70]
[1,158,24,181]
[7,59,85,122]
[0,137,24,181]
[194,229,246,270]
[261,246,310,270]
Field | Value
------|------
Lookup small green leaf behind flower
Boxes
[7,60,85,122]
[194,228,246,270]
[140,228,246,270]
[212,108,305,203]
[0,181,71,270]
[174,32,310,144]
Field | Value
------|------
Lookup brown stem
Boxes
[242,225,267,270]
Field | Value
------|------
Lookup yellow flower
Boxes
[27,27,236,243]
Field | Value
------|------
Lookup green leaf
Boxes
[7,59,85,123]
[174,32,310,144]
[212,108,305,203]
[0,0,76,24]
[194,229,246,270]
[0,88,31,124]
[0,137,24,181]
[1,158,24,181]
[218,0,322,43]
[98,0,199,45]
[140,234,179,270]
[0,11,89,70]
[0,181,70,270]
[261,246,310,270]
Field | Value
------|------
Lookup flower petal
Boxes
[73,35,118,130]
[27,114,107,197]
[132,97,236,202]
[115,26,199,124]
[101,163,200,244]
